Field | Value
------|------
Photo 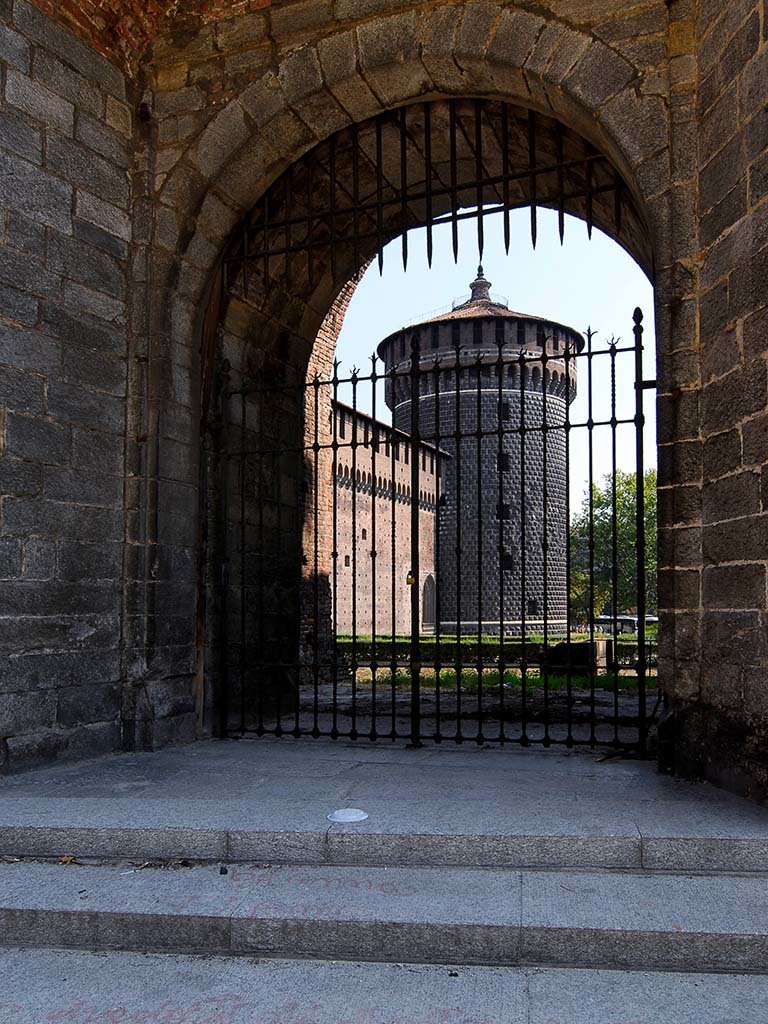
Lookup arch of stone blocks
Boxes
[125,5,688,751]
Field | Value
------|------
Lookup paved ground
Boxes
[1,949,767,1024]
[1,737,766,846]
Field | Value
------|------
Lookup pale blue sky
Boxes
[334,207,657,511]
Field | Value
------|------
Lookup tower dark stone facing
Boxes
[378,269,584,635]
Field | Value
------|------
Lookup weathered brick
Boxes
[5,67,74,134]
[738,36,768,118]
[4,211,46,257]
[105,95,131,136]
[701,183,747,248]
[0,537,22,578]
[703,470,762,524]
[0,455,41,496]
[47,380,125,433]
[40,302,124,356]
[5,412,70,465]
[703,428,742,480]
[563,40,636,108]
[23,537,55,579]
[658,440,702,486]
[47,232,125,299]
[33,47,102,117]
[74,112,130,168]
[699,132,746,215]
[72,427,123,474]
[57,681,120,728]
[63,280,126,325]
[704,514,768,563]
[0,108,42,163]
[0,323,60,376]
[46,133,130,208]
[278,45,323,106]
[216,10,266,49]
[0,689,57,732]
[73,217,129,260]
[702,362,767,435]
[0,282,38,325]
[13,0,126,99]
[43,465,122,507]
[0,22,29,70]
[0,150,73,233]
[0,362,43,414]
[57,539,122,580]
[1,497,122,541]
[703,563,766,609]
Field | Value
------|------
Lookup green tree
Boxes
[569,469,657,622]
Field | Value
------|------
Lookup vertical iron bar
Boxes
[450,101,459,263]
[634,308,648,754]
[350,369,359,740]
[586,328,597,746]
[312,374,321,738]
[370,355,379,740]
[610,340,620,747]
[376,116,385,274]
[563,337,574,747]
[528,110,538,249]
[255,390,266,736]
[307,156,315,286]
[424,103,434,267]
[541,336,550,746]
[239,387,247,734]
[352,122,361,273]
[410,333,422,746]
[519,342,529,744]
[285,165,293,290]
[400,106,409,271]
[433,352,443,742]
[556,120,565,245]
[585,147,594,240]
[263,193,270,289]
[390,371,398,739]
[331,359,340,739]
[329,133,338,280]
[453,322,463,741]
[496,320,507,742]
[502,104,511,255]
[475,99,484,261]
[475,348,484,743]
[614,171,623,235]
[219,361,232,736]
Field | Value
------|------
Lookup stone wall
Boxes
[0,0,132,767]
[657,0,768,798]
[3,0,768,799]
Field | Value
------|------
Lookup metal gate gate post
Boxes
[409,330,422,746]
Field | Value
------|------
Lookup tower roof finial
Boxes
[469,265,492,303]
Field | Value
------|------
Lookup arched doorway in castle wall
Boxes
[200,95,661,752]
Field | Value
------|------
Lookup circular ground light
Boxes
[327,808,369,823]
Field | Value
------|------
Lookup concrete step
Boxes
[3,948,768,1024]
[3,821,768,873]
[1,859,767,972]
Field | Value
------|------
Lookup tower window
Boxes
[361,528,367,540]
[431,325,439,349]
[344,555,350,567]
[501,402,511,421]
[527,599,539,616]
[498,452,511,472]
[501,553,515,570]
[496,503,511,521]
[536,326,546,348]
[517,321,525,346]
[339,412,346,439]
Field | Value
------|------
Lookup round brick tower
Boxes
[377,268,584,635]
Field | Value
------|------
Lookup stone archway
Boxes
[125,8,691,750]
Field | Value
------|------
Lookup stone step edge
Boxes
[1,825,767,873]
[2,907,767,974]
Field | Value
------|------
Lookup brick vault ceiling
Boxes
[29,0,280,73]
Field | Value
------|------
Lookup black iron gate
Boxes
[207,97,658,752]
[215,307,657,752]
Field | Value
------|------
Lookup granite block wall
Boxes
[0,0,131,768]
